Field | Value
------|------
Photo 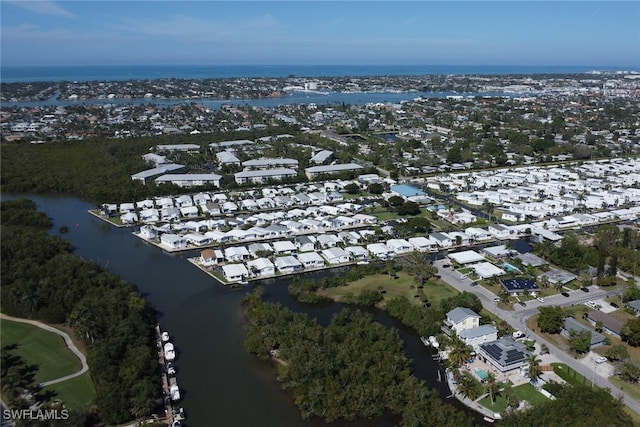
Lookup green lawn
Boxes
[479,382,550,414]
[318,271,459,307]
[0,319,82,384]
[42,372,96,411]
[552,363,593,387]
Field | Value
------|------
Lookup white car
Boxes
[536,297,545,303]
[595,356,608,364]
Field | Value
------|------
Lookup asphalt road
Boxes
[433,258,640,416]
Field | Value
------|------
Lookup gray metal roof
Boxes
[459,325,498,340]
[447,307,480,324]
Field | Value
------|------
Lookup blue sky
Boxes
[1,1,639,67]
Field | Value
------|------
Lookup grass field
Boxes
[479,382,550,414]
[41,372,96,410]
[318,271,459,307]
[0,319,82,384]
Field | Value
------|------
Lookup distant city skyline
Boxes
[1,1,639,67]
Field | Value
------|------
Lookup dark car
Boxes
[562,292,570,297]
[470,281,478,287]
[518,301,527,307]
[610,302,619,308]
[442,264,450,268]
[581,287,590,293]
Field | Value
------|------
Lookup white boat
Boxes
[172,420,182,427]
[164,342,176,361]
[161,331,170,342]
[420,336,429,346]
[169,377,181,401]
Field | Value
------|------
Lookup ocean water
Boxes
[1,64,633,83]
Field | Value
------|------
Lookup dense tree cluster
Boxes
[0,199,161,424]
[536,306,565,334]
[242,291,471,426]
[501,383,632,427]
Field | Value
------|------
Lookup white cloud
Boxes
[6,1,75,18]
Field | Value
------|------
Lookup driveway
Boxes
[432,259,640,415]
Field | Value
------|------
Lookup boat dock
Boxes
[155,324,183,426]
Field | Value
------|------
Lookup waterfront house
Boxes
[120,212,138,225]
[458,325,499,350]
[297,251,325,269]
[445,307,481,335]
[429,232,454,249]
[160,233,186,250]
[366,243,394,260]
[478,336,530,373]
[275,256,303,274]
[344,245,368,261]
[200,248,224,266]
[321,247,351,265]
[220,263,249,283]
[408,236,437,252]
[488,224,514,239]
[386,239,413,255]
[184,233,212,247]
[246,258,275,277]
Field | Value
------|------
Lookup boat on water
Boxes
[420,336,429,346]
[161,331,170,342]
[173,407,186,421]
[172,421,181,427]
[428,335,440,348]
[164,342,176,361]
[169,377,181,401]
[166,362,176,376]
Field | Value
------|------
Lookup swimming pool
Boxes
[474,367,489,380]
[502,262,522,273]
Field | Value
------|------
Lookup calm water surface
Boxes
[4,194,487,427]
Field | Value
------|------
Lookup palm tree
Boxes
[504,382,519,410]
[447,336,473,369]
[457,373,480,401]
[485,372,500,404]
[527,354,542,384]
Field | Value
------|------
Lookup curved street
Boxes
[0,313,89,387]
[432,258,640,416]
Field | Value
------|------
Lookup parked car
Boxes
[442,264,450,268]
[470,281,478,287]
[581,287,590,293]
[536,297,545,303]
[562,292,570,297]
[610,302,619,308]
[595,356,608,364]
[518,301,527,307]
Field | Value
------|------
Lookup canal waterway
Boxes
[4,194,492,426]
